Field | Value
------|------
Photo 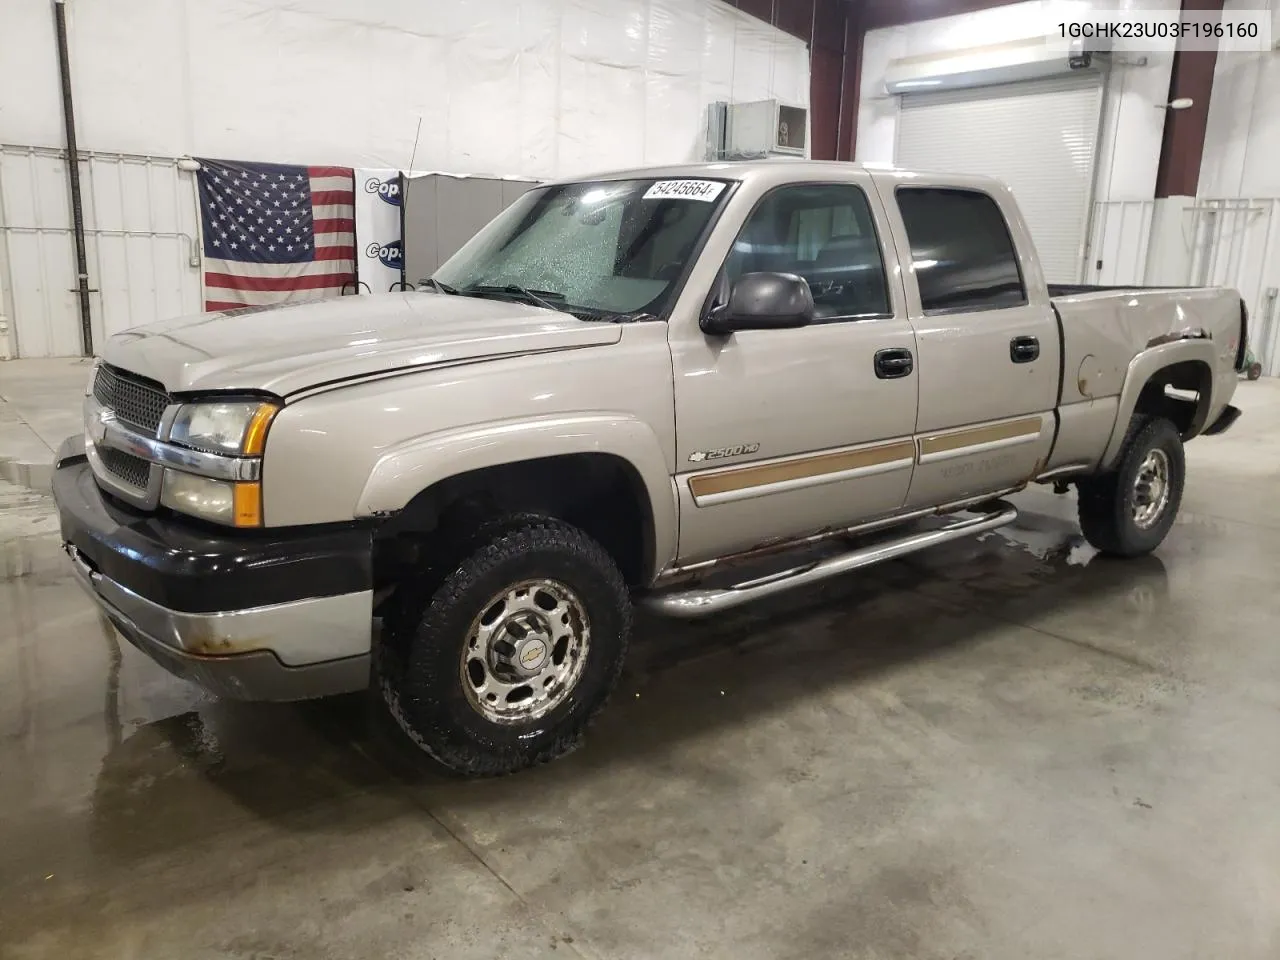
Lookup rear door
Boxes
[873,173,1060,509]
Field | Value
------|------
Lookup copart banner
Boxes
[354,168,404,293]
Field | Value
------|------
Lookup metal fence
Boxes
[1188,198,1280,377]
[0,144,202,359]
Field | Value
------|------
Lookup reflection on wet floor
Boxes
[3,386,1280,958]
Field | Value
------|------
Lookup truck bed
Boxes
[1047,284,1184,298]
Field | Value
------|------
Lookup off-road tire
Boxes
[380,516,631,777]
[1077,416,1185,558]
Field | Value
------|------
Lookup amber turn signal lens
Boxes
[242,404,280,456]
[233,482,262,528]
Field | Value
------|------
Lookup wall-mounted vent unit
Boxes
[884,36,1105,96]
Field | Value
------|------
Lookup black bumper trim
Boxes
[1203,404,1242,437]
[54,448,374,614]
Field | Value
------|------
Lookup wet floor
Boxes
[3,382,1280,959]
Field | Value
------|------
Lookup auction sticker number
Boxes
[644,179,726,202]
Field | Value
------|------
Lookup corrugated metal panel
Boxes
[1189,198,1280,376]
[1087,200,1155,285]
[0,145,202,359]
[895,74,1105,285]
[0,146,80,357]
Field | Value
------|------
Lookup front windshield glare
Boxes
[432,178,731,317]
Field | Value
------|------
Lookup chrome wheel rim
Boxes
[1131,448,1171,529]
[459,579,591,725]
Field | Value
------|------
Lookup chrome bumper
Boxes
[66,543,371,702]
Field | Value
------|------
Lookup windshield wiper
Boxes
[461,284,565,312]
[420,277,459,295]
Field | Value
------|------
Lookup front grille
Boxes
[98,446,152,490]
[92,363,170,434]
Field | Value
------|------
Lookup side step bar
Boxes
[641,502,1018,619]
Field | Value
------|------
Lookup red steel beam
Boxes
[1155,0,1225,198]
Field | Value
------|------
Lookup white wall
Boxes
[1192,0,1280,374]
[0,0,808,180]
[856,0,1179,204]
[0,0,809,357]
[1199,0,1280,198]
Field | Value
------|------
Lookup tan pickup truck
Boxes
[53,160,1247,775]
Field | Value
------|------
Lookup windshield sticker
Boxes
[643,180,726,202]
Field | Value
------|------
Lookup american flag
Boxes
[195,158,355,311]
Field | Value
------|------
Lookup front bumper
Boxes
[54,436,374,702]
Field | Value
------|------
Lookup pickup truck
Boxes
[53,160,1247,776]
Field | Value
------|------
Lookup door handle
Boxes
[874,347,914,379]
[1010,336,1040,363]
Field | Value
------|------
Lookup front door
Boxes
[670,177,920,566]
[873,176,1061,510]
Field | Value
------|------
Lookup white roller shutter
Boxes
[895,74,1104,284]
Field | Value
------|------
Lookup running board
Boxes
[641,502,1018,619]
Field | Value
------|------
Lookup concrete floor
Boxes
[0,357,89,490]
[3,376,1280,959]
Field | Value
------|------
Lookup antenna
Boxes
[407,116,423,176]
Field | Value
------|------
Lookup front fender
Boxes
[356,413,678,578]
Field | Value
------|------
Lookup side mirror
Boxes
[702,272,815,336]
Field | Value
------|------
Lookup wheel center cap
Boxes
[512,635,549,675]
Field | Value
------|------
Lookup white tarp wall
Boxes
[0,0,810,358]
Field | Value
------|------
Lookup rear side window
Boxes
[895,188,1027,315]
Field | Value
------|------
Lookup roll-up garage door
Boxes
[895,73,1104,284]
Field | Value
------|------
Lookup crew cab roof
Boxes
[542,159,1007,193]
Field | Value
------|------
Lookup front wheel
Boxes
[380,517,631,776]
[1077,417,1185,558]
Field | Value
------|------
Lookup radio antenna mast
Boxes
[407,116,423,176]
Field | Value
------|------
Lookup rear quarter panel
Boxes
[1052,287,1241,469]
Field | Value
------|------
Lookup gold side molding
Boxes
[688,439,915,499]
[917,417,1043,457]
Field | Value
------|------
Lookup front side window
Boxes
[724,183,890,321]
[895,187,1027,315]
[432,178,731,319]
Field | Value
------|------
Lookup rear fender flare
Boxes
[356,413,677,579]
[1100,337,1218,469]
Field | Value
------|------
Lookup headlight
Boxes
[162,399,278,527]
[169,400,279,456]
[161,471,262,528]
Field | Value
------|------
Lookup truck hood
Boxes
[100,293,624,396]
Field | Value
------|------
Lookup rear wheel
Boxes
[380,516,631,776]
[1077,417,1185,558]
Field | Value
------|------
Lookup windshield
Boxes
[431,177,733,319]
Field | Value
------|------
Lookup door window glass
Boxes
[725,183,890,320]
[895,188,1028,314]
